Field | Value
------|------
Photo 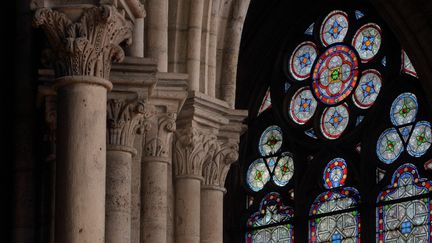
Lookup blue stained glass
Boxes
[376,128,404,164]
[328,110,344,129]
[328,20,343,39]
[305,128,318,139]
[331,232,342,243]
[284,82,291,93]
[401,221,412,235]
[258,125,283,156]
[298,52,312,69]
[376,164,432,242]
[407,121,432,157]
[390,92,418,126]
[381,56,387,66]
[398,125,413,142]
[355,10,365,19]
[356,116,364,126]
[305,23,314,36]
[361,36,375,51]
[361,80,376,97]
[323,158,347,189]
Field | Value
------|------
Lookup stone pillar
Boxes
[141,111,176,243]
[173,127,218,243]
[147,0,168,71]
[187,0,205,91]
[33,6,132,243]
[201,142,239,243]
[128,17,145,57]
[106,99,145,243]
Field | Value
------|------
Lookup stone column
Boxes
[106,99,145,243]
[128,17,145,57]
[33,6,132,243]
[141,111,176,243]
[147,0,168,71]
[173,128,218,243]
[187,0,205,91]
[201,142,239,243]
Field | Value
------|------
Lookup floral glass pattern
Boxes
[376,163,432,243]
[246,192,294,243]
[286,10,384,140]
[377,92,431,164]
[246,126,295,192]
[309,158,360,242]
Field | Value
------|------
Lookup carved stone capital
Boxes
[173,127,219,178]
[107,99,146,148]
[33,5,133,79]
[143,112,177,159]
[202,141,239,188]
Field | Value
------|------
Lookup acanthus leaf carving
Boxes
[33,5,133,79]
[107,99,146,147]
[202,141,239,187]
[144,112,177,158]
[173,128,219,177]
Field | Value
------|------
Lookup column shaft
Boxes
[200,188,224,243]
[128,18,144,57]
[175,177,202,243]
[187,0,205,91]
[106,149,133,243]
[55,78,109,243]
[147,0,168,71]
[141,159,168,242]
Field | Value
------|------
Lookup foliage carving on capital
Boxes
[173,128,219,177]
[33,5,133,78]
[107,99,146,147]
[144,112,177,158]
[202,141,239,187]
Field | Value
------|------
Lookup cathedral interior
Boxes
[7,0,432,242]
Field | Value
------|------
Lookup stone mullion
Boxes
[33,5,132,243]
[141,110,176,243]
[106,99,145,243]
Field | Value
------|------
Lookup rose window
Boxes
[284,10,384,140]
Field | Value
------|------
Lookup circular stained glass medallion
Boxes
[273,152,294,187]
[288,87,318,124]
[320,103,350,140]
[320,10,349,47]
[376,128,404,164]
[289,41,318,80]
[259,125,283,156]
[352,23,382,63]
[323,158,347,189]
[390,92,418,126]
[247,158,270,192]
[312,45,359,105]
[407,121,432,157]
[352,69,382,109]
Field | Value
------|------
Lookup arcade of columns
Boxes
[25,0,249,243]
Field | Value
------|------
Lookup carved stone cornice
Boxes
[143,112,177,160]
[173,127,219,178]
[33,5,133,79]
[202,141,239,189]
[107,99,148,149]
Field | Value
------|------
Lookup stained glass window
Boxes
[309,158,361,242]
[237,4,432,243]
[258,88,272,116]
[376,92,432,164]
[284,9,384,140]
[246,125,295,192]
[246,192,294,243]
[401,50,418,78]
[376,164,432,242]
